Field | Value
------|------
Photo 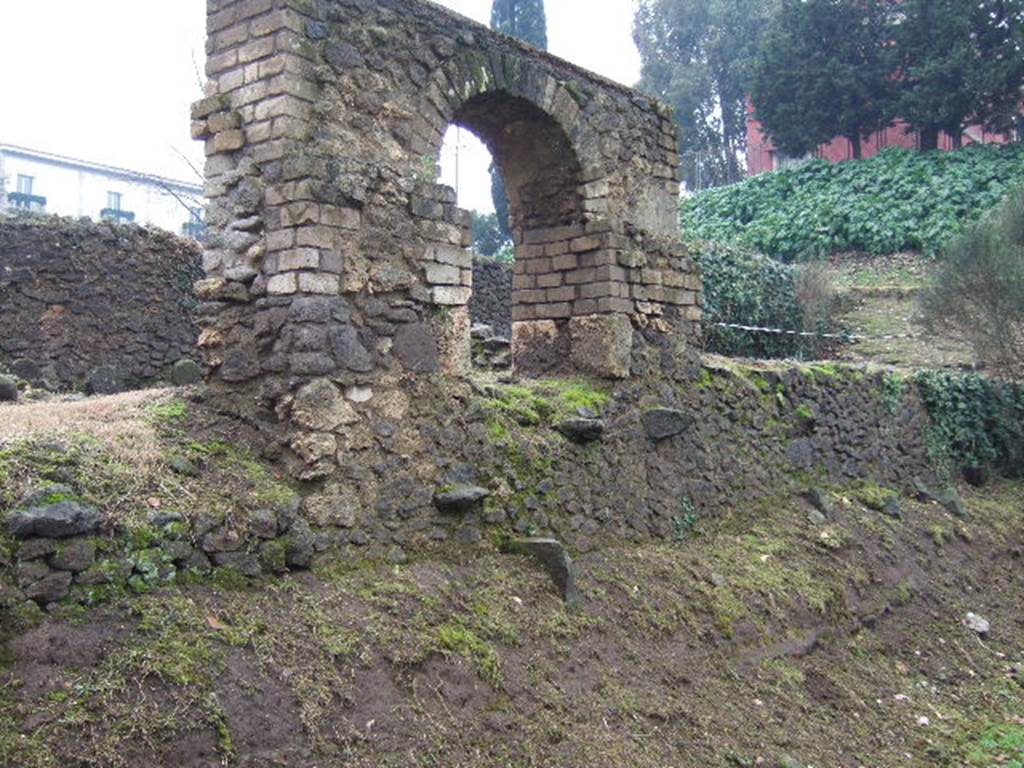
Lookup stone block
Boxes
[266,273,298,295]
[298,273,340,295]
[569,314,633,380]
[431,286,472,306]
[424,263,461,286]
[276,248,319,271]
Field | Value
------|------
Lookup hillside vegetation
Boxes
[684,144,1024,262]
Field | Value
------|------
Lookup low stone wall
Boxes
[470,258,512,337]
[3,360,948,608]
[0,215,203,391]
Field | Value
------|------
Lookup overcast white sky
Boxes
[1,0,641,211]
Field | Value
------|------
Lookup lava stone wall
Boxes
[470,258,512,337]
[0,215,203,390]
[193,0,702,455]
[238,361,939,558]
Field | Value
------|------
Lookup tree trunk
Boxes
[850,134,863,160]
[951,131,964,150]
[919,129,940,152]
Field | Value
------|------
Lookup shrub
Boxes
[683,144,1024,262]
[694,240,835,359]
[921,187,1024,381]
[915,371,1024,479]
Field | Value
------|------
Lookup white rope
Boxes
[712,321,918,342]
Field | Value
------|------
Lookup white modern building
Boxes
[0,143,205,238]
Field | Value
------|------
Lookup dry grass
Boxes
[0,389,175,475]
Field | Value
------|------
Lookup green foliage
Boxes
[436,620,502,687]
[490,0,547,49]
[470,211,513,259]
[921,187,1024,380]
[751,0,897,160]
[968,723,1024,767]
[490,0,547,223]
[915,371,1024,477]
[634,0,778,189]
[148,400,188,425]
[683,144,1024,262]
[694,240,832,358]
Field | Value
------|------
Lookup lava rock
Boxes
[805,488,835,517]
[6,500,103,539]
[555,418,606,444]
[87,365,124,395]
[642,408,694,441]
[393,323,440,373]
[49,540,97,572]
[24,571,73,604]
[0,375,19,402]
[250,509,280,539]
[503,538,579,607]
[212,551,261,578]
[285,520,315,568]
[170,358,203,386]
[18,538,59,561]
[10,358,40,384]
[433,484,491,514]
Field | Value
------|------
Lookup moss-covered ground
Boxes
[0,462,1020,766]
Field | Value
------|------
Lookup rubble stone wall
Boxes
[470,258,512,337]
[0,215,203,391]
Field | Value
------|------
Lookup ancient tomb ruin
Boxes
[193,0,701,390]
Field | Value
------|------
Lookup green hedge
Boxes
[695,240,830,359]
[683,144,1024,262]
[915,371,1024,478]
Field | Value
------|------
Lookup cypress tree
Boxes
[488,0,548,238]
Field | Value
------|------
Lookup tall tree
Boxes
[896,0,1024,150]
[634,0,779,190]
[490,0,547,238]
[490,0,548,50]
[751,0,898,160]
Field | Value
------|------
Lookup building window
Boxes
[8,175,45,212]
[100,191,134,224]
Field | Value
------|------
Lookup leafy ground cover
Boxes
[683,144,1024,262]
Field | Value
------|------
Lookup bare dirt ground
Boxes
[827,253,980,372]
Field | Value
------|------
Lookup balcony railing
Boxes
[100,208,136,223]
[7,192,47,212]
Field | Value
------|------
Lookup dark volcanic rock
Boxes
[171,358,204,386]
[433,484,491,514]
[87,365,124,395]
[504,538,579,607]
[0,375,18,402]
[6,501,103,539]
[642,408,694,441]
[24,571,73,604]
[555,418,606,444]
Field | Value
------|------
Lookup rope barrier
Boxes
[712,321,918,342]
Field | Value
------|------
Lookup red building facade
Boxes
[746,105,1012,175]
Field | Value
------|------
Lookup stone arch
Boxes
[451,90,586,237]
[194,0,703,411]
